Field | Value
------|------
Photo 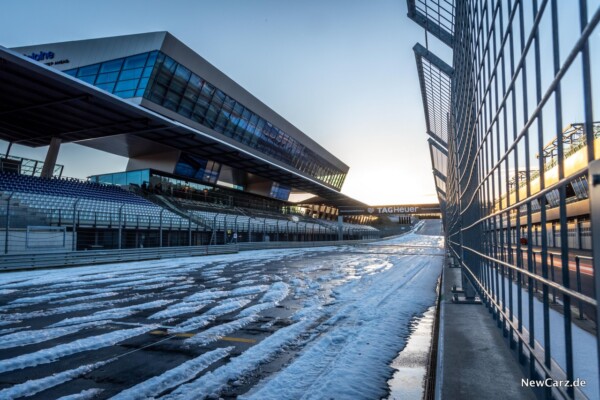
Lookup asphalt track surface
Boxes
[0,221,444,399]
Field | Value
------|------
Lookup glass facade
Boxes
[173,154,221,184]
[91,169,150,186]
[64,51,158,99]
[144,52,347,190]
[269,182,291,201]
[68,50,347,191]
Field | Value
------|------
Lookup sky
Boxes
[0,0,454,205]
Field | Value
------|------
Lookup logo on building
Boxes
[367,207,375,214]
[25,51,55,62]
[377,206,418,214]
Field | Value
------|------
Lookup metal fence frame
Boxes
[410,0,600,398]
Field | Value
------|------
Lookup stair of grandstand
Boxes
[148,194,211,230]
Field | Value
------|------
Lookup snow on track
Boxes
[0,325,156,373]
[164,316,321,400]
[0,321,107,349]
[0,225,444,399]
[245,256,441,399]
[0,360,110,399]
[111,347,233,400]
[50,300,173,327]
[184,316,258,346]
[57,388,105,400]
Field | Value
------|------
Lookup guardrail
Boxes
[236,238,379,251]
[0,244,239,271]
[0,238,384,272]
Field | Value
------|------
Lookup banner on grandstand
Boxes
[338,204,441,216]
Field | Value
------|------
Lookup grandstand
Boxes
[0,169,379,254]
[0,32,405,256]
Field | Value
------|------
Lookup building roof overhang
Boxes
[0,46,364,206]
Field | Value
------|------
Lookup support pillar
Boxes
[40,137,62,178]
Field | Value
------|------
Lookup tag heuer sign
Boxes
[338,204,440,216]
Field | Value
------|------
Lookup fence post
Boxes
[248,218,251,242]
[4,192,13,254]
[589,160,600,389]
[72,199,80,251]
[159,209,163,248]
[234,215,239,244]
[188,214,192,246]
[118,203,124,250]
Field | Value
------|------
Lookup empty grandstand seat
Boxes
[0,172,195,228]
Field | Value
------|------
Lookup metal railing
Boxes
[409,0,600,398]
[1,196,380,254]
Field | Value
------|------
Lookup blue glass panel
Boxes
[79,75,96,84]
[215,110,230,132]
[222,95,235,111]
[142,66,154,78]
[112,172,126,185]
[135,88,146,97]
[174,64,191,82]
[98,175,113,184]
[148,84,166,103]
[138,77,150,89]
[189,74,202,89]
[200,81,214,98]
[163,56,177,72]
[178,98,194,117]
[146,51,158,66]
[184,85,199,103]
[174,162,195,178]
[64,69,77,76]
[96,82,115,92]
[214,89,226,103]
[115,79,139,91]
[163,90,182,111]
[96,71,119,84]
[123,53,148,70]
[77,64,100,77]
[100,58,124,73]
[119,68,143,80]
[126,170,142,185]
[115,90,135,98]
[141,169,150,184]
